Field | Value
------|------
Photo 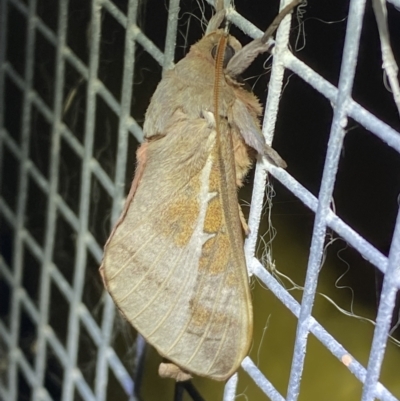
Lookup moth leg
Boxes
[238,205,250,236]
[264,145,287,169]
[226,0,302,77]
[158,363,192,382]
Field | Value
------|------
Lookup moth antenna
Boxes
[214,31,230,126]
[213,34,228,146]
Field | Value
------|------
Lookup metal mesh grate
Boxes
[0,0,400,400]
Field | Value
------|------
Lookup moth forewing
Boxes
[100,0,299,381]
[101,102,253,380]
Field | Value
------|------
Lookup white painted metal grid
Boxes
[0,0,399,400]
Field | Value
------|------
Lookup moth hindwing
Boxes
[100,1,299,381]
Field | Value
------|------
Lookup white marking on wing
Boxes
[165,145,219,353]
[201,232,215,245]
[206,191,218,202]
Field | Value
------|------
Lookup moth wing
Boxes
[101,111,252,380]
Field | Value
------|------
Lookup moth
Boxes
[100,0,300,382]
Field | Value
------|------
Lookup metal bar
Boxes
[242,357,286,401]
[94,0,140,398]
[61,0,102,399]
[1,1,400,400]
[286,1,367,399]
[266,163,391,279]
[133,26,164,67]
[250,258,399,401]
[163,0,180,72]
[386,0,400,7]
[32,1,69,399]
[101,0,127,27]
[244,0,295,275]
[7,0,38,399]
[282,52,400,153]
[107,347,135,398]
[0,0,8,195]
[4,61,117,196]
[362,211,400,400]
[222,373,238,401]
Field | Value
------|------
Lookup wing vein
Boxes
[164,252,212,353]
[132,246,186,321]
[108,231,158,281]
[185,260,231,365]
[145,244,198,337]
[205,291,236,374]
[115,239,172,304]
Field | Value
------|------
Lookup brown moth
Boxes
[100,0,300,381]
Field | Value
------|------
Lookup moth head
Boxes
[211,41,235,69]
[191,30,242,70]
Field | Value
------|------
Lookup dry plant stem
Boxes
[372,0,400,117]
